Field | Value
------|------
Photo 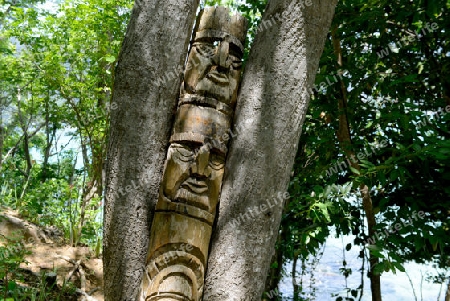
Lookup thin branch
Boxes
[2,122,45,162]
[405,270,418,301]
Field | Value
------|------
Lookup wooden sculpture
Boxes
[137,7,247,301]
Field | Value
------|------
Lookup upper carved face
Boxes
[183,36,243,104]
[160,142,225,213]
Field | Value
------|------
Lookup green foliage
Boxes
[285,181,356,259]
[1,0,133,252]
[248,0,450,297]
[0,232,30,300]
[0,0,127,296]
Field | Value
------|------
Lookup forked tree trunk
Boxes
[104,0,337,299]
[103,0,200,300]
[203,0,337,299]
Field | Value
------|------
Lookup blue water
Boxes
[279,235,448,300]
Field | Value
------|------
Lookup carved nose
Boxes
[190,145,211,177]
[212,40,230,69]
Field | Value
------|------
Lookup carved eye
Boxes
[171,144,195,162]
[194,42,216,57]
[209,153,225,170]
[230,55,242,69]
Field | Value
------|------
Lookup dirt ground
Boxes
[21,243,104,301]
[1,208,104,301]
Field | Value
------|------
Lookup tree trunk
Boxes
[103,0,200,300]
[0,124,3,170]
[331,27,382,301]
[77,179,98,246]
[23,132,32,177]
[262,232,284,301]
[292,254,299,299]
[41,95,52,182]
[445,279,450,301]
[203,0,337,299]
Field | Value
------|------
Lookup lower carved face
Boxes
[183,37,243,104]
[161,142,225,213]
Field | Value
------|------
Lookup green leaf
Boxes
[360,159,375,168]
[349,165,360,175]
[104,55,116,62]
[390,169,399,181]
[366,245,385,259]
[345,243,352,251]
[8,280,17,291]
[377,171,386,185]
[342,182,352,194]
[426,1,439,17]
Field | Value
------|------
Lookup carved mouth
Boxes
[207,70,229,84]
[181,179,208,194]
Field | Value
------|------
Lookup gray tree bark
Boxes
[103,0,199,300]
[203,0,338,299]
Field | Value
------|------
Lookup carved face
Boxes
[183,36,243,104]
[161,142,225,213]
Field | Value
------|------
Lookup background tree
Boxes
[1,0,131,246]
[266,0,450,300]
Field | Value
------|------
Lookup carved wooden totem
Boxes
[137,7,247,301]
